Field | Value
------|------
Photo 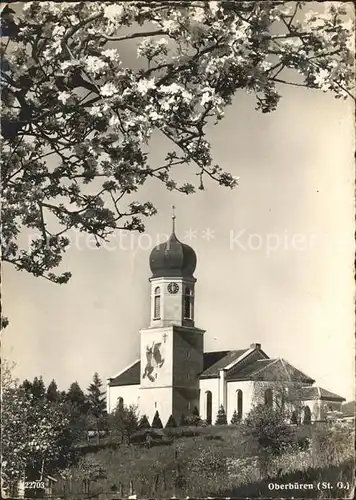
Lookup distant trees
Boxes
[1,364,74,495]
[19,376,46,400]
[2,366,110,496]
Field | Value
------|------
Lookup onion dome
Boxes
[149,207,197,278]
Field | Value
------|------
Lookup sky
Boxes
[3,3,355,402]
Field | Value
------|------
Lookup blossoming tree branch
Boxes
[1,1,354,287]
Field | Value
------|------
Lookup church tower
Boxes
[139,209,205,425]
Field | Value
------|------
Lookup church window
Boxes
[264,388,273,407]
[205,391,212,425]
[154,286,161,319]
[186,351,190,358]
[188,401,191,410]
[303,405,312,424]
[184,287,194,319]
[186,373,190,380]
[236,389,243,420]
[154,402,157,408]
[117,397,124,409]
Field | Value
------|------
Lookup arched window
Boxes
[205,391,212,425]
[303,406,312,424]
[117,397,124,409]
[153,286,161,319]
[236,389,243,420]
[264,388,273,407]
[184,287,194,319]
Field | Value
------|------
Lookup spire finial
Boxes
[172,205,176,233]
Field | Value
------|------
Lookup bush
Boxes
[215,405,227,425]
[312,421,354,466]
[164,426,201,439]
[241,404,295,457]
[165,415,177,428]
[151,411,163,429]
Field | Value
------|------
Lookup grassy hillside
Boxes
[51,423,354,499]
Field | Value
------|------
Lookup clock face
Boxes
[167,282,179,294]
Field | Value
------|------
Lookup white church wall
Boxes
[199,378,219,423]
[226,381,254,423]
[107,384,140,413]
[303,399,342,422]
[139,386,172,425]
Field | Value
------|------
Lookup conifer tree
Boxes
[87,373,106,418]
[138,415,151,430]
[151,411,163,429]
[231,410,240,425]
[20,379,33,395]
[31,376,46,400]
[67,382,87,413]
[215,405,227,425]
[46,380,59,403]
[165,415,177,428]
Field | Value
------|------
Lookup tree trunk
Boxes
[39,458,45,481]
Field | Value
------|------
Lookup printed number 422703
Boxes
[25,482,45,489]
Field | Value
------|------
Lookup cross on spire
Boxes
[172,205,176,233]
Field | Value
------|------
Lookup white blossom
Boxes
[137,78,156,95]
[103,4,124,20]
[209,1,220,15]
[52,25,65,38]
[100,82,119,97]
[314,68,331,91]
[109,115,120,127]
[84,56,108,76]
[57,91,72,104]
[191,7,206,23]
[102,48,121,62]
[60,60,79,71]
[161,19,180,34]
[88,106,103,117]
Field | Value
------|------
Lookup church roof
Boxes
[226,358,314,384]
[293,386,346,402]
[108,353,315,387]
[149,231,197,278]
[108,360,141,387]
[200,349,249,378]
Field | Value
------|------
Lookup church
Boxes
[106,215,345,426]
